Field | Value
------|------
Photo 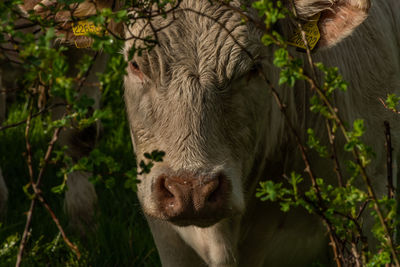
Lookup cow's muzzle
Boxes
[153,171,232,227]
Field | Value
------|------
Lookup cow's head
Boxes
[20,0,370,227]
[123,0,371,226]
[124,1,263,226]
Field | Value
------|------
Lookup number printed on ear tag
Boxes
[72,21,102,36]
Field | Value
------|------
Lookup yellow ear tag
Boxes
[288,13,321,50]
[72,21,102,36]
[74,40,93,49]
[71,21,103,48]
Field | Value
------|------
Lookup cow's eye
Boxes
[130,61,139,72]
[244,64,260,82]
[249,64,259,75]
[129,61,144,79]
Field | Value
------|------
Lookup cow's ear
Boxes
[294,0,371,48]
[19,0,124,47]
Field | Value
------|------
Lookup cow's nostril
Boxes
[203,172,228,206]
[155,175,193,218]
[157,176,174,199]
[163,179,175,199]
[205,177,220,203]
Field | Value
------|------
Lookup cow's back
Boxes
[240,0,400,266]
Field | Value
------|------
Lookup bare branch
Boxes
[16,100,35,267]
[16,110,79,266]
[325,120,344,187]
[384,121,395,199]
[0,103,66,132]
[35,192,81,258]
[379,97,400,114]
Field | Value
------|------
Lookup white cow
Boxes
[11,0,400,266]
[124,0,400,265]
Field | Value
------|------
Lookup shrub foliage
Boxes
[0,0,399,266]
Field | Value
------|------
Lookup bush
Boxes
[0,0,399,266]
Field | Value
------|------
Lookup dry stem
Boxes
[15,112,80,267]
[384,121,394,199]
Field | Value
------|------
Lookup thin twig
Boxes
[379,97,400,114]
[35,127,62,188]
[25,100,35,184]
[384,121,394,199]
[15,200,35,267]
[327,223,343,267]
[258,71,344,266]
[325,117,344,187]
[16,114,79,266]
[0,103,66,132]
[356,200,369,220]
[16,100,35,267]
[288,1,399,263]
[301,194,344,266]
[288,0,345,189]
[35,192,81,257]
[76,52,98,93]
[0,87,21,93]
[351,242,362,267]
[258,71,323,205]
[288,0,316,80]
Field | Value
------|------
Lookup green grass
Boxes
[0,103,160,266]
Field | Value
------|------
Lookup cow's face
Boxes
[122,0,370,226]
[123,1,268,226]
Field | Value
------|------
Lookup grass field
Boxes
[0,101,161,266]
